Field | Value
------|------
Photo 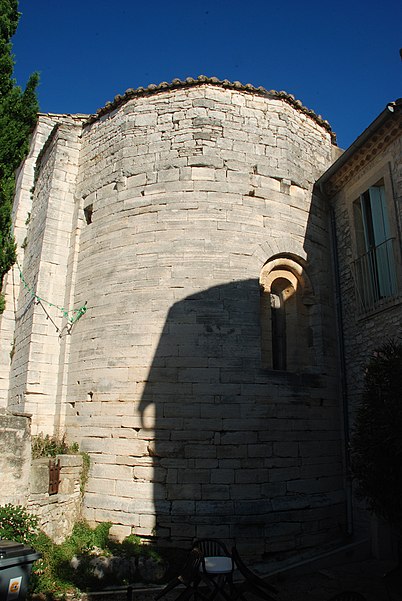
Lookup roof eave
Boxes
[316,99,402,191]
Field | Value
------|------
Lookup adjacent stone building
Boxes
[1,77,400,559]
[317,98,402,405]
[316,98,402,542]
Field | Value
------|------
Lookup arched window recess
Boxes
[260,255,315,372]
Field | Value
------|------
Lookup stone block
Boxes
[109,524,132,542]
[86,477,116,495]
[168,484,202,500]
[210,469,234,484]
[30,459,49,494]
[191,167,216,180]
[170,500,196,515]
[135,113,157,126]
[158,168,180,183]
[91,463,133,481]
[287,476,342,494]
[58,454,83,468]
[181,469,210,484]
[273,442,299,458]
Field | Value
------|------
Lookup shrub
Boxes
[110,533,145,557]
[0,503,39,544]
[351,340,402,531]
[29,530,66,596]
[62,521,113,557]
[31,433,79,459]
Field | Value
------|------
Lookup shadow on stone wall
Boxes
[138,278,344,554]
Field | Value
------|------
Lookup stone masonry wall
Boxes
[0,407,83,544]
[6,117,85,434]
[60,84,345,556]
[28,454,83,544]
[330,136,402,411]
[0,117,58,406]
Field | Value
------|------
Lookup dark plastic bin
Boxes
[0,540,41,601]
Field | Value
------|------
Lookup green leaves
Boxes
[32,433,80,459]
[0,0,18,96]
[0,503,39,544]
[0,0,19,41]
[350,340,402,530]
[0,1,39,307]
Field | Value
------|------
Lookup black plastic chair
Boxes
[192,539,234,601]
[192,538,232,559]
[230,546,277,601]
[154,547,206,601]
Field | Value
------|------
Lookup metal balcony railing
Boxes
[352,238,398,314]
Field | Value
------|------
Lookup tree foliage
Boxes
[350,340,402,531]
[0,0,38,307]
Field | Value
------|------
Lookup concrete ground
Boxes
[86,557,397,601]
[270,558,396,601]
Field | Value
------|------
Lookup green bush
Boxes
[0,504,39,544]
[60,521,112,558]
[31,433,79,459]
[351,340,402,531]
[111,533,145,556]
[29,530,66,596]
[31,523,116,595]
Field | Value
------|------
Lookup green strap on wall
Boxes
[17,263,87,331]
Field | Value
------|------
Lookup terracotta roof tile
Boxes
[85,75,336,141]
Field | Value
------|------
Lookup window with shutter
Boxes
[353,180,397,312]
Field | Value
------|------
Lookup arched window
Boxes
[260,256,314,372]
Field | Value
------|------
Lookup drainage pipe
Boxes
[328,201,354,537]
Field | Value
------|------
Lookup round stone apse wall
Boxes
[65,83,345,556]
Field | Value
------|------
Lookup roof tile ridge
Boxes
[84,75,335,141]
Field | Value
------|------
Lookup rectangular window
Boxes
[353,180,397,313]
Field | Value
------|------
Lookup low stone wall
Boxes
[0,411,83,543]
[28,454,83,543]
[0,409,31,505]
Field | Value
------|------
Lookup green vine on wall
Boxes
[80,452,90,495]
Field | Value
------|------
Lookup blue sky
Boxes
[12,0,402,150]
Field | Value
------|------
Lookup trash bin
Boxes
[0,540,41,601]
